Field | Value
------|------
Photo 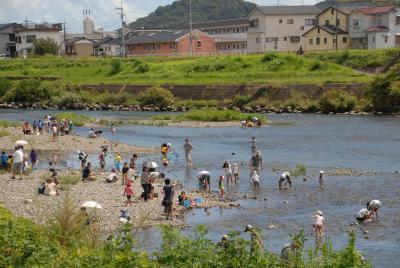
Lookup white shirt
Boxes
[13,149,24,164]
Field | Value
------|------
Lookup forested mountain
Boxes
[128,0,256,30]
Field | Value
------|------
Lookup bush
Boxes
[33,37,59,56]
[162,108,267,122]
[232,94,250,108]
[0,78,12,97]
[319,90,357,113]
[55,112,92,126]
[134,62,150,74]
[110,59,122,74]
[261,52,278,63]
[12,79,51,102]
[137,86,174,108]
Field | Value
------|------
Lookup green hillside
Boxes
[128,0,255,30]
[0,53,371,85]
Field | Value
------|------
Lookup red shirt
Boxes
[124,186,133,196]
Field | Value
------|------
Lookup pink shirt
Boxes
[124,186,133,196]
[314,215,324,226]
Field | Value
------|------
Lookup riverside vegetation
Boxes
[0,199,369,268]
[0,50,399,113]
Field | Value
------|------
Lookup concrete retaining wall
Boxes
[72,83,367,101]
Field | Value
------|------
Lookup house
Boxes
[192,18,248,54]
[126,30,215,56]
[14,23,62,56]
[0,23,20,57]
[303,7,351,51]
[247,5,321,53]
[349,5,400,49]
[65,37,95,57]
[94,37,121,56]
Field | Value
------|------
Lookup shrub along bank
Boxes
[0,203,369,268]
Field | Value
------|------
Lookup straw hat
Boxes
[315,210,323,216]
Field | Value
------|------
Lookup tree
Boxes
[33,37,59,56]
[137,86,175,108]
[14,79,51,102]
[0,78,12,97]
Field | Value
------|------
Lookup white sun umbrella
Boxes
[15,140,29,146]
[81,201,103,209]
[197,171,210,178]
[146,161,158,168]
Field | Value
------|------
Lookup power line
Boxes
[116,0,126,57]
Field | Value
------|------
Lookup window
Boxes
[145,43,160,50]
[8,34,15,42]
[324,38,327,44]
[331,8,334,15]
[265,37,272,42]
[337,19,340,26]
[316,37,320,45]
[377,15,382,25]
[169,42,177,49]
[266,37,278,43]
[325,20,330,25]
[309,39,313,45]
[343,37,347,43]
[197,40,202,48]
[318,28,320,34]
[26,35,36,43]
[279,18,283,24]
[353,19,360,27]
[396,16,400,25]
[287,19,294,24]
[300,26,304,30]
[16,36,21,43]
[283,37,288,41]
[256,37,261,43]
[384,36,388,43]
[372,37,375,43]
[305,19,317,26]
[333,38,336,43]
[290,36,300,43]
[250,19,259,27]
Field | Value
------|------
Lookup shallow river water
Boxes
[2,109,400,267]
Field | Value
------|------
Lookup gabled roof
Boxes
[252,5,321,16]
[0,23,19,30]
[364,25,390,32]
[303,24,347,36]
[316,6,349,18]
[192,18,249,29]
[127,30,205,45]
[65,37,95,44]
[357,5,398,15]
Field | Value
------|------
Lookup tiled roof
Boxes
[192,18,249,29]
[0,23,17,30]
[358,5,397,15]
[364,25,390,32]
[126,30,192,44]
[255,5,321,15]
[303,24,347,36]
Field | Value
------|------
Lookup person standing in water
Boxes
[249,137,257,155]
[183,139,194,167]
[111,123,116,134]
[319,171,325,189]
[311,210,325,240]
[249,151,263,179]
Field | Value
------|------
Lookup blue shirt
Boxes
[1,154,7,167]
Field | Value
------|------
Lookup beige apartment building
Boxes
[247,6,321,53]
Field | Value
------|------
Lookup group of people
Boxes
[22,114,75,141]
[1,146,38,180]
[241,117,262,129]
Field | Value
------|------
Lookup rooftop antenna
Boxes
[189,0,193,56]
[116,0,126,57]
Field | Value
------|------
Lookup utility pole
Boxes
[335,0,338,51]
[116,0,126,57]
[189,0,193,56]
[63,19,67,56]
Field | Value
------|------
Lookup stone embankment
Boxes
[0,102,393,115]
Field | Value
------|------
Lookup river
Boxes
[1,109,399,267]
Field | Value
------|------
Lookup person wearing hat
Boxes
[311,210,325,239]
[218,234,230,249]
[183,139,194,167]
[106,168,119,183]
[244,224,264,255]
[319,171,325,189]
[249,151,263,179]
[279,172,292,190]
[366,200,381,220]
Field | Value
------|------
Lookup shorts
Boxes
[126,195,132,201]
[13,162,23,173]
[162,199,173,212]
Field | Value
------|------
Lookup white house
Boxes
[349,5,400,49]
[0,23,19,57]
[15,24,62,56]
[94,37,121,56]
[247,6,320,53]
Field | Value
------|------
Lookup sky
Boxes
[0,0,320,33]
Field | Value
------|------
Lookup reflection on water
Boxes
[1,109,400,267]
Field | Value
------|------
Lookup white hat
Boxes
[315,210,323,216]
[281,173,287,179]
[221,235,229,241]
[320,171,324,174]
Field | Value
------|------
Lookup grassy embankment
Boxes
[0,53,372,85]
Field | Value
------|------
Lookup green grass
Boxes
[0,130,10,137]
[0,53,372,85]
[0,120,19,128]
[305,49,400,69]
[54,112,93,127]
[153,108,266,122]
